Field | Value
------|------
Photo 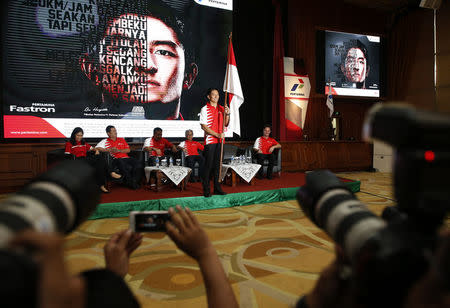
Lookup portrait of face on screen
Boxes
[341,45,369,85]
[80,1,198,120]
[340,41,370,88]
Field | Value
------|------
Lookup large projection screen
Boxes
[2,0,233,138]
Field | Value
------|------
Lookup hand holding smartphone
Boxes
[129,211,170,232]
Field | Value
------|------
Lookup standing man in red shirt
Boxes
[178,129,205,182]
[253,125,281,179]
[200,88,230,197]
[143,127,178,166]
[96,125,143,189]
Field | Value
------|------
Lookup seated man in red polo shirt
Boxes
[96,125,143,189]
[253,124,281,180]
[177,129,205,182]
[143,127,178,166]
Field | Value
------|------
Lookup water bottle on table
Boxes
[155,156,159,168]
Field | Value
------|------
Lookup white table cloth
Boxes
[220,163,261,183]
[144,166,192,186]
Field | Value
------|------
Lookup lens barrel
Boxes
[297,170,386,262]
[0,160,101,247]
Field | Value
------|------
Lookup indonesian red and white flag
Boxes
[223,38,244,136]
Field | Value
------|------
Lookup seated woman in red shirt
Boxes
[65,127,120,193]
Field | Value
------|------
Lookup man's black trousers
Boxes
[256,153,275,178]
[202,143,222,192]
[112,157,143,188]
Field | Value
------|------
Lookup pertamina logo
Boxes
[290,79,304,92]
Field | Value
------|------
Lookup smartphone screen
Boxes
[130,211,170,232]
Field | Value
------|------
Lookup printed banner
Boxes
[284,71,310,140]
[2,0,232,138]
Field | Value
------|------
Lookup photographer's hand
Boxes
[166,205,238,308]
[104,229,143,278]
[166,205,212,260]
[10,230,85,308]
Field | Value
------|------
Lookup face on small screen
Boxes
[98,14,186,104]
[341,47,367,83]
[135,213,169,232]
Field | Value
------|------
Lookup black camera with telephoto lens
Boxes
[297,104,450,308]
[0,160,101,307]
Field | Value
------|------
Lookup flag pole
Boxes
[219,32,232,183]
[327,77,331,117]
[327,78,333,140]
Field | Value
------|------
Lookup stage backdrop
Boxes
[2,0,232,138]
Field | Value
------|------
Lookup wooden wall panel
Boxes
[0,153,36,191]
[298,143,321,170]
[0,143,62,193]
[321,143,350,170]
[0,153,35,173]
[280,141,372,172]
[280,142,301,171]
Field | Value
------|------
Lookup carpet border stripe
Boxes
[88,180,360,220]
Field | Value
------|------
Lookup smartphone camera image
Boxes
[129,211,170,232]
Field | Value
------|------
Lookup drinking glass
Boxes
[176,159,181,166]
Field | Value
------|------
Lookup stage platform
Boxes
[90,172,360,220]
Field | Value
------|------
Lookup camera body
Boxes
[297,104,450,308]
[364,104,450,229]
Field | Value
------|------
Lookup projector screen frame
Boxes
[315,27,386,99]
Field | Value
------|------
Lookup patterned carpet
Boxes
[64,172,395,307]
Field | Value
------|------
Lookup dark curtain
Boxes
[271,0,286,141]
[232,0,274,141]
[386,8,424,101]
